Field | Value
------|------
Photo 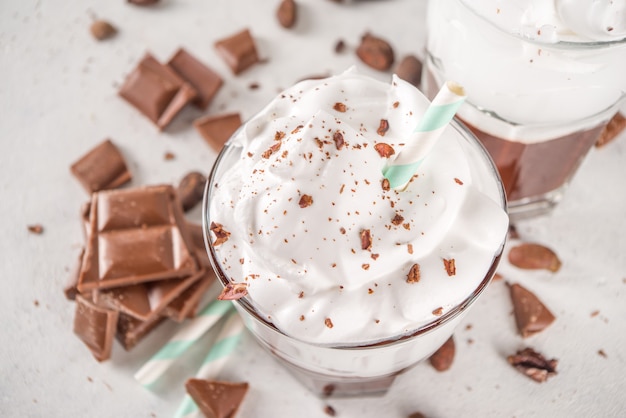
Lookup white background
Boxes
[1,1,625,417]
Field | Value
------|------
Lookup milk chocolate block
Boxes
[185,379,249,418]
[71,139,131,194]
[167,48,224,110]
[73,295,119,362]
[97,270,203,321]
[119,53,197,130]
[214,29,260,74]
[194,113,242,152]
[509,283,555,338]
[77,185,199,292]
[116,312,166,351]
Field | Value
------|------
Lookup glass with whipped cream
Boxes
[424,0,626,219]
[204,69,508,396]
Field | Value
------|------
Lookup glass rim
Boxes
[202,119,508,350]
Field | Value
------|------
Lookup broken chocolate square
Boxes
[73,295,119,362]
[71,139,132,194]
[507,347,558,383]
[356,33,394,71]
[185,379,249,418]
[116,312,166,351]
[214,29,260,75]
[167,48,224,110]
[119,53,197,130]
[509,283,555,338]
[194,112,242,152]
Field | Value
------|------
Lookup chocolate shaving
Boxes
[374,143,395,158]
[507,347,558,383]
[381,178,390,191]
[429,336,455,371]
[298,194,313,208]
[360,229,372,250]
[508,243,562,272]
[406,263,421,283]
[443,258,456,276]
[217,282,248,300]
[376,119,389,136]
[262,142,282,159]
[210,222,231,246]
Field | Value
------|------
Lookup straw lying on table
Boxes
[173,311,246,418]
[383,81,466,189]
[134,299,234,389]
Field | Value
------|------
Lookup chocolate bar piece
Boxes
[64,248,85,301]
[116,312,166,351]
[119,53,197,130]
[509,283,555,338]
[395,55,422,88]
[162,273,215,322]
[194,113,242,152]
[77,185,199,292]
[178,171,207,212]
[71,139,132,194]
[214,29,260,75]
[73,295,119,362]
[185,379,249,418]
[96,269,203,321]
[167,48,224,110]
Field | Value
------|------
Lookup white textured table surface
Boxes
[1,1,625,417]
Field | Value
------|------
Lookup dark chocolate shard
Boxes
[194,113,242,152]
[214,29,260,74]
[507,347,558,383]
[167,48,224,110]
[70,139,132,194]
[73,295,119,362]
[185,379,249,418]
[509,283,555,338]
[119,53,197,130]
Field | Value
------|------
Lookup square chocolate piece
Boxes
[214,29,260,75]
[167,48,224,110]
[119,53,197,130]
[71,139,132,194]
[116,312,166,351]
[77,185,199,292]
[194,113,242,152]
[74,295,119,362]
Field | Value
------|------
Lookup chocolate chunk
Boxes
[27,224,44,234]
[356,33,394,71]
[218,282,248,300]
[167,48,224,110]
[395,55,423,87]
[162,273,215,322]
[90,20,117,41]
[323,405,337,416]
[509,283,555,338]
[508,243,562,272]
[214,29,260,75]
[177,171,207,212]
[77,185,199,292]
[298,194,313,208]
[64,248,85,301]
[70,139,132,194]
[116,312,166,351]
[596,112,626,147]
[428,336,455,371]
[185,379,249,418]
[507,347,558,383]
[119,53,197,130]
[333,131,345,150]
[360,229,372,250]
[374,142,395,158]
[73,295,119,362]
[276,0,297,29]
[443,258,456,276]
[96,270,203,321]
[194,112,242,152]
[209,222,231,246]
[334,39,346,54]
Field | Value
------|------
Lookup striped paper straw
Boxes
[134,299,233,389]
[383,81,466,189]
[173,311,245,418]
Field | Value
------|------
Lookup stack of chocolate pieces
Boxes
[68,142,216,361]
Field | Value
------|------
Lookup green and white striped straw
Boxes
[173,311,245,418]
[134,299,233,389]
[383,81,466,189]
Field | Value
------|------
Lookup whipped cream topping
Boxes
[427,0,626,143]
[209,69,508,345]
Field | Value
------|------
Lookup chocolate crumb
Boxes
[33,300,40,307]
[443,258,456,276]
[596,112,625,147]
[376,119,389,136]
[334,39,346,54]
[333,131,345,150]
[249,82,260,90]
[262,142,282,159]
[209,222,231,246]
[164,151,175,160]
[322,384,335,397]
[381,178,390,191]
[325,318,334,328]
[324,405,337,416]
[276,0,297,29]
[90,20,117,41]
[217,282,248,300]
[299,194,313,208]
[507,347,558,383]
[432,307,443,316]
[333,102,347,113]
[407,263,421,283]
[429,336,455,371]
[407,243,413,254]
[28,224,44,234]
[374,143,395,158]
[508,243,562,272]
[454,177,463,185]
[360,229,372,250]
[391,213,404,225]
